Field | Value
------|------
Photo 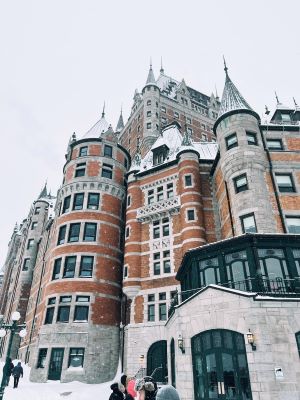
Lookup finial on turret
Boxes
[160,57,164,74]
[223,55,228,76]
[293,97,298,107]
[102,102,105,118]
[265,105,270,115]
[72,132,76,141]
[275,91,280,104]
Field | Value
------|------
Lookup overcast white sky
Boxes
[0,0,299,268]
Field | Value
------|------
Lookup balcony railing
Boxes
[168,276,300,318]
[136,197,180,222]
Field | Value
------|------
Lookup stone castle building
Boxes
[1,63,300,400]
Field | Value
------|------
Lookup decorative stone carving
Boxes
[137,197,180,222]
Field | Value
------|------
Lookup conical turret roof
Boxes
[38,182,48,199]
[82,107,110,139]
[146,63,156,85]
[116,109,124,132]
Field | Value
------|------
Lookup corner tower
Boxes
[213,62,277,236]
[30,112,130,384]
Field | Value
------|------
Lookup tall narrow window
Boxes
[74,305,89,322]
[75,163,86,177]
[79,146,88,157]
[27,239,34,249]
[187,209,195,221]
[31,222,37,230]
[62,196,71,214]
[83,223,97,241]
[52,258,62,280]
[163,251,171,273]
[104,145,113,158]
[37,349,47,368]
[87,193,99,210]
[296,332,300,357]
[102,164,113,179]
[184,175,192,187]
[167,183,174,198]
[57,306,70,322]
[73,193,84,210]
[148,190,154,204]
[34,207,41,215]
[63,256,76,278]
[275,174,295,193]
[68,223,81,242]
[22,258,30,271]
[241,213,257,233]
[225,133,238,150]
[45,298,55,324]
[57,225,67,245]
[234,174,248,193]
[159,303,167,321]
[162,218,170,236]
[79,256,94,277]
[148,304,155,322]
[154,253,161,275]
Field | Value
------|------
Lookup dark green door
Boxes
[192,330,252,400]
[147,340,167,383]
[48,348,64,380]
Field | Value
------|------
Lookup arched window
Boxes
[225,250,251,291]
[147,341,167,384]
[258,248,291,292]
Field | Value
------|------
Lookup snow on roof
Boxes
[82,115,110,139]
[134,123,218,174]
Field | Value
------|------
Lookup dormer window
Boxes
[281,113,291,122]
[152,144,169,166]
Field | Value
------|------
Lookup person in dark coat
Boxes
[109,382,124,400]
[2,358,14,386]
[135,376,157,400]
[120,374,134,400]
[12,361,23,389]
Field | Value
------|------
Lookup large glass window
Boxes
[74,306,89,322]
[63,256,76,278]
[68,348,84,368]
[87,193,99,210]
[286,217,300,233]
[198,257,220,287]
[83,223,97,241]
[79,256,94,277]
[73,193,84,210]
[258,248,291,292]
[68,223,81,242]
[225,251,250,291]
[57,306,70,322]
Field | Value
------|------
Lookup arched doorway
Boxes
[147,340,167,384]
[170,338,176,387]
[192,329,252,399]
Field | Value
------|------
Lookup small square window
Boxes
[48,297,56,305]
[226,133,238,150]
[69,348,84,368]
[241,213,257,233]
[184,175,192,187]
[22,258,30,271]
[163,224,169,236]
[266,139,283,150]
[234,174,248,193]
[286,217,300,233]
[60,295,72,303]
[161,106,166,113]
[79,146,88,157]
[147,100,151,106]
[147,123,152,129]
[246,132,258,145]
[187,209,195,221]
[83,223,97,241]
[163,259,171,273]
[187,117,192,124]
[159,292,166,301]
[87,193,99,210]
[275,174,295,193]
[147,111,151,117]
[104,145,113,158]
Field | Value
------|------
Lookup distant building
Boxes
[1,63,300,399]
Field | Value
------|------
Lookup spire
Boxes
[275,91,280,104]
[145,60,156,85]
[160,57,164,74]
[38,181,48,199]
[217,60,254,120]
[116,108,124,133]
[102,102,105,118]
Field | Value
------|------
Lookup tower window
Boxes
[87,193,99,210]
[241,213,257,233]
[44,307,54,325]
[60,295,71,303]
[31,222,37,230]
[187,209,195,221]
[57,306,70,323]
[286,217,300,233]
[147,123,152,129]
[296,332,300,356]
[123,265,128,278]
[74,306,89,322]
[37,349,47,369]
[57,225,67,245]
[68,223,81,242]
[52,258,62,280]
[104,145,113,158]
[69,348,85,368]
[275,174,295,193]
[246,132,258,145]
[62,196,71,214]
[266,139,283,150]
[225,133,238,150]
[79,256,94,277]
[234,174,248,193]
[127,195,131,207]
[75,163,86,178]
[102,164,113,179]
[147,111,151,117]
[83,223,97,241]
[73,193,84,210]
[63,256,76,278]
[27,239,34,249]
[79,146,88,157]
[147,100,151,106]
[184,175,193,187]
[34,207,41,215]
[125,227,130,238]
[22,258,30,271]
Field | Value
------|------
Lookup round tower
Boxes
[30,115,129,384]
[214,64,277,235]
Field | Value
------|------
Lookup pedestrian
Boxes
[2,358,14,387]
[120,374,134,400]
[12,361,23,389]
[135,376,157,400]
[156,385,181,400]
[127,377,137,399]
[109,382,124,400]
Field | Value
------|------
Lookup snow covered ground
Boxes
[0,360,121,400]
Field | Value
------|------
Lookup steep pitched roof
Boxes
[116,110,124,132]
[38,183,48,199]
[145,64,156,85]
[82,114,110,139]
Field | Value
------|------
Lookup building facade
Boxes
[1,63,300,399]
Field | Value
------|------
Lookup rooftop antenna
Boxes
[215,85,219,101]
[102,102,105,118]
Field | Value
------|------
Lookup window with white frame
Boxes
[187,209,195,221]
[146,182,175,204]
[158,292,167,321]
[153,250,171,275]
[184,174,193,187]
[147,294,155,322]
[153,218,170,239]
